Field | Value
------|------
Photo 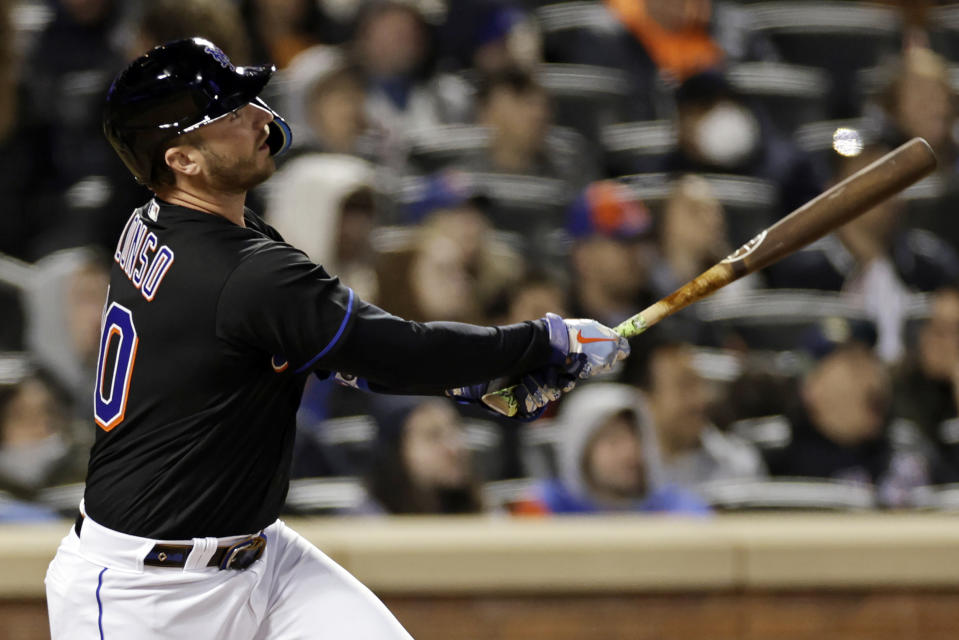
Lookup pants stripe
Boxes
[96,567,107,639]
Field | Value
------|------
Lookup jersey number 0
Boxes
[94,302,139,431]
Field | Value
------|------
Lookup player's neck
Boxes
[156,186,247,227]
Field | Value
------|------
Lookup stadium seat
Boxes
[519,420,560,479]
[899,173,959,251]
[536,63,633,143]
[405,125,491,175]
[620,172,777,247]
[744,1,902,117]
[727,62,831,135]
[284,476,369,515]
[600,120,677,176]
[697,476,877,511]
[927,4,959,63]
[696,289,871,350]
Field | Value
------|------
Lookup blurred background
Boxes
[4,0,959,638]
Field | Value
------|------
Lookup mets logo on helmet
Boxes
[204,45,234,70]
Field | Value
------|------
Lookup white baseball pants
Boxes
[45,512,414,639]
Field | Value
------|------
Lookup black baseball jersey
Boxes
[84,199,552,538]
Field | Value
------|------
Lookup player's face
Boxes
[192,103,277,193]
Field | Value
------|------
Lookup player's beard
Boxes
[202,146,275,194]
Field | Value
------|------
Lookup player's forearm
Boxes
[322,305,553,394]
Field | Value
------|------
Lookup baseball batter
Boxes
[44,38,629,640]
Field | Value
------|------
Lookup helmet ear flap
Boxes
[252,97,292,157]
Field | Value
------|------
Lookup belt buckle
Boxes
[219,533,266,570]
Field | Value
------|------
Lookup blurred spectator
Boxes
[627,340,766,489]
[606,0,723,84]
[568,180,654,328]
[353,2,471,140]
[736,319,939,506]
[468,68,587,186]
[438,0,541,74]
[519,384,709,514]
[894,286,959,480]
[497,269,568,325]
[129,0,250,64]
[878,47,956,173]
[279,46,381,158]
[651,174,758,301]
[663,70,824,218]
[0,371,85,513]
[362,396,483,515]
[377,172,523,323]
[23,248,109,437]
[266,155,380,302]
[766,146,959,362]
[240,0,325,68]
[21,0,149,257]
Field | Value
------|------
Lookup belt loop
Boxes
[183,537,218,571]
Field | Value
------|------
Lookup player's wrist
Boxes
[544,312,571,367]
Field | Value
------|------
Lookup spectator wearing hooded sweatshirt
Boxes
[24,247,109,442]
[523,383,709,515]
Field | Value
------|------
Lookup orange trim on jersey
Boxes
[95,329,139,433]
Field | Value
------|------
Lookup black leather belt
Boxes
[74,513,266,570]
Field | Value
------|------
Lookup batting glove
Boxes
[447,368,567,421]
[544,312,630,383]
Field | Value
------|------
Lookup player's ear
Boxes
[164,145,202,178]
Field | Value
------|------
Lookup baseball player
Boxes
[44,38,629,640]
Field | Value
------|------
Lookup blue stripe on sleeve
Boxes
[97,567,107,639]
[295,288,354,373]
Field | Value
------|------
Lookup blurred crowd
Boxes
[4,0,959,520]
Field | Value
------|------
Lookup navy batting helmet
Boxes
[103,37,292,186]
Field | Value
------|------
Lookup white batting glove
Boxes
[544,313,630,385]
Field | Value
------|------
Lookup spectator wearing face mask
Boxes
[518,383,709,515]
[735,318,942,507]
[662,70,824,220]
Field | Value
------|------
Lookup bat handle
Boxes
[480,310,655,417]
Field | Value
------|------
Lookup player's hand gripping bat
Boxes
[482,137,938,417]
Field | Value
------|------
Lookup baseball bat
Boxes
[482,137,937,417]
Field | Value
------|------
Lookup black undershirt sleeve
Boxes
[321,299,555,395]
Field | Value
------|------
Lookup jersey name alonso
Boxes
[84,199,355,539]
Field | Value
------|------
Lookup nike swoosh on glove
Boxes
[544,312,630,383]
